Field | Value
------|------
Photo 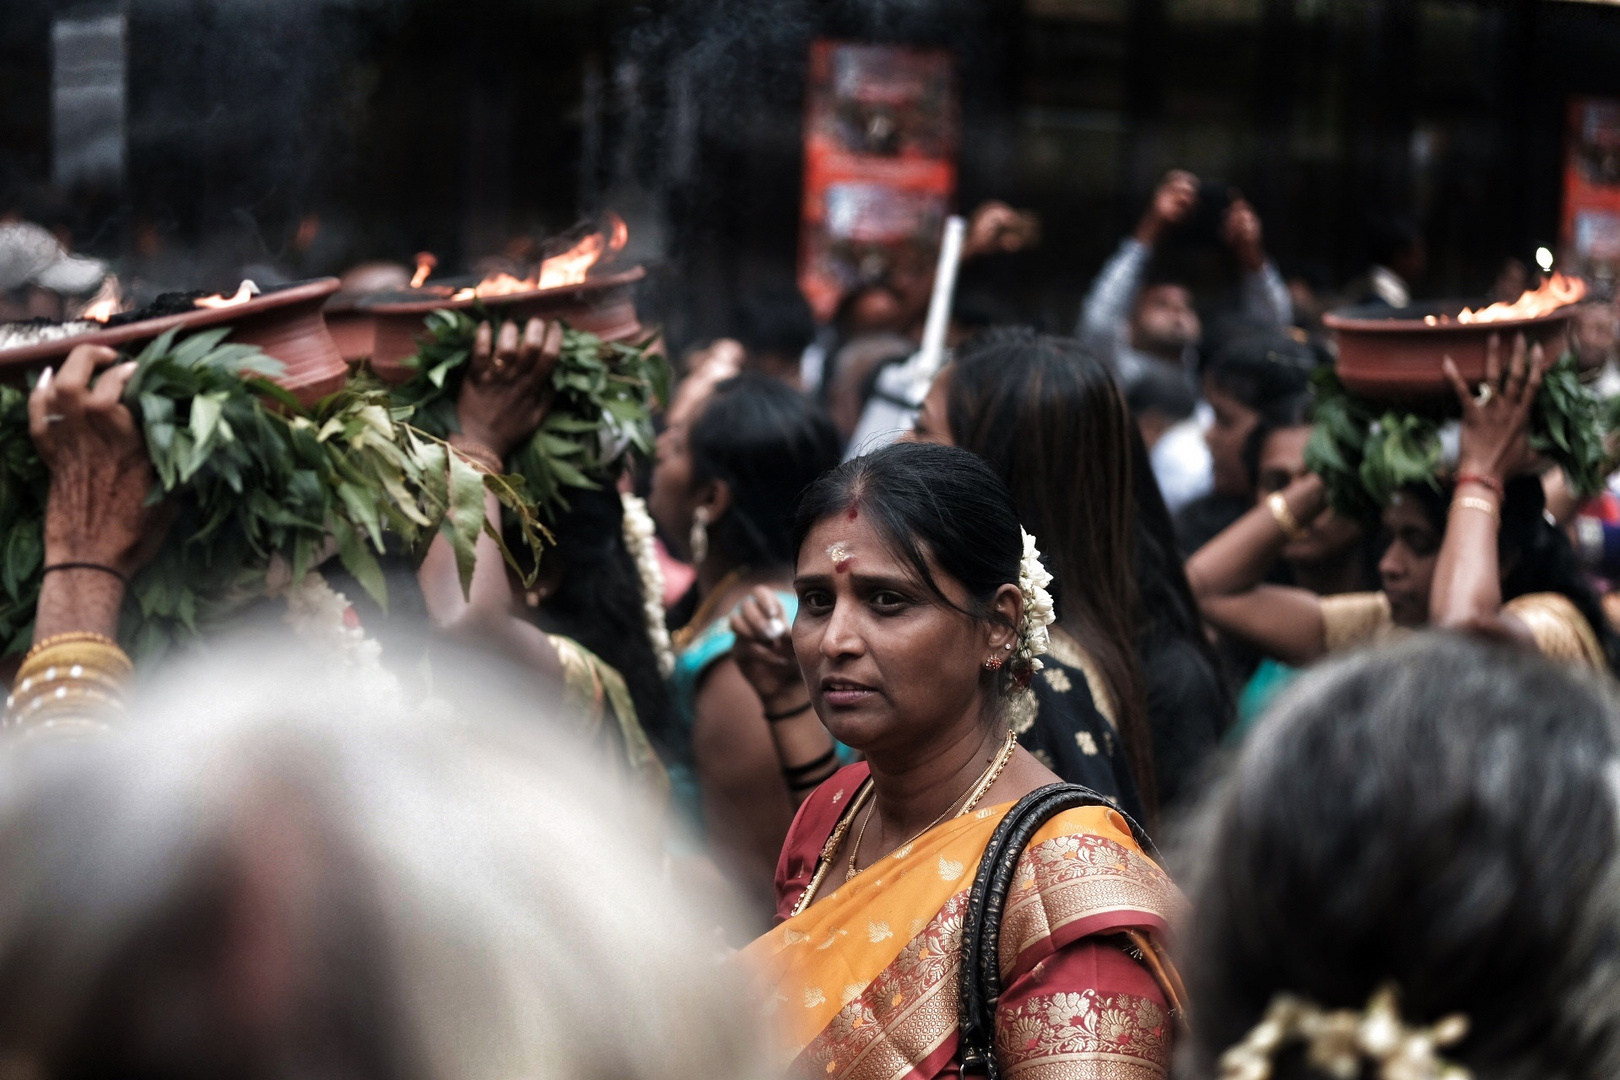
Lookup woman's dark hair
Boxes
[944,328,1158,817]
[1201,332,1317,406]
[1404,478,1620,672]
[505,486,673,756]
[1239,389,1313,493]
[792,442,1026,698]
[689,373,843,572]
[1180,634,1620,1079]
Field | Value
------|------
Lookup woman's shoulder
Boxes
[1319,591,1394,653]
[773,762,869,921]
[1504,592,1608,670]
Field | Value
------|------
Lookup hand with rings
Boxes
[729,587,808,713]
[454,317,563,461]
[1443,332,1547,491]
[29,344,172,581]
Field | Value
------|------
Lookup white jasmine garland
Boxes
[281,571,400,703]
[1017,528,1056,673]
[621,492,676,677]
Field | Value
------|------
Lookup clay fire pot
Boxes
[1326,301,1578,402]
[324,284,459,365]
[359,266,647,384]
[0,278,349,408]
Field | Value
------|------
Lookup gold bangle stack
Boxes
[3,632,132,735]
[1450,495,1502,528]
[1266,492,1309,542]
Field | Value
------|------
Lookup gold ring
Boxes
[492,357,506,371]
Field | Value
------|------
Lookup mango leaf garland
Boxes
[0,326,547,659]
[389,306,668,513]
[1306,357,1611,522]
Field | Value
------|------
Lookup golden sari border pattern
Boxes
[998,834,1179,980]
[796,834,1173,1080]
[998,990,1169,1080]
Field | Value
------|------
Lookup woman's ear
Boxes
[696,478,732,526]
[987,583,1024,653]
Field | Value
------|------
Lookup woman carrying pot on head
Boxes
[647,372,845,920]
[1186,333,1617,672]
[738,442,1182,1080]
[417,318,670,793]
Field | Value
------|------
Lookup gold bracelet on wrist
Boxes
[6,636,132,731]
[1450,495,1502,528]
[1266,492,1309,542]
[25,631,121,663]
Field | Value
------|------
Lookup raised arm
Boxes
[1077,171,1196,345]
[1184,473,1332,666]
[1432,333,1545,648]
[8,344,174,729]
[417,317,566,681]
[730,586,839,806]
[1223,197,1293,331]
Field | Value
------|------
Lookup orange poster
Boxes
[1561,97,1620,278]
[798,41,958,322]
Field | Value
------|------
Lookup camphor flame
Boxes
[1456,273,1588,324]
[79,276,123,322]
[452,212,628,301]
[194,280,261,310]
[410,252,437,289]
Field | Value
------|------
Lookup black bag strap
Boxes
[956,783,1156,1079]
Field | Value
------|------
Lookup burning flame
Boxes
[452,213,628,301]
[194,280,261,310]
[1457,273,1588,324]
[80,277,123,323]
[410,252,437,289]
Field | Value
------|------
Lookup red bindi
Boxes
[835,559,855,574]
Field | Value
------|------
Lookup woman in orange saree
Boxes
[734,443,1183,1080]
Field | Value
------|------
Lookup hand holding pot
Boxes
[456,317,562,459]
[30,344,167,579]
[1444,332,1547,488]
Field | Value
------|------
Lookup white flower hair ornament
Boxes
[1218,984,1470,1080]
[1014,528,1056,680]
[621,492,676,678]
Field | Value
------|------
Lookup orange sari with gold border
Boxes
[741,764,1182,1080]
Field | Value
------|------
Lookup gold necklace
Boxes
[670,567,746,651]
[843,729,1021,883]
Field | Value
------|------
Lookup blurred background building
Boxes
[4,0,1620,349]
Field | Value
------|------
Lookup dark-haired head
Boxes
[1378,479,1619,668]
[649,373,842,576]
[925,328,1157,811]
[505,485,673,756]
[1180,634,1620,1079]
[789,443,1029,751]
[1202,332,1318,498]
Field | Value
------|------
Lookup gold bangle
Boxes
[1266,492,1309,542]
[1450,495,1502,527]
[25,631,120,663]
[16,641,133,685]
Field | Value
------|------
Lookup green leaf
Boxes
[335,517,388,610]
[444,450,488,599]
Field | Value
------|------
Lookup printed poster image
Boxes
[799,41,959,322]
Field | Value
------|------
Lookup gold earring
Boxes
[983,654,1006,672]
[688,507,710,566]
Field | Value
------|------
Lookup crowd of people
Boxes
[8,167,1620,1080]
